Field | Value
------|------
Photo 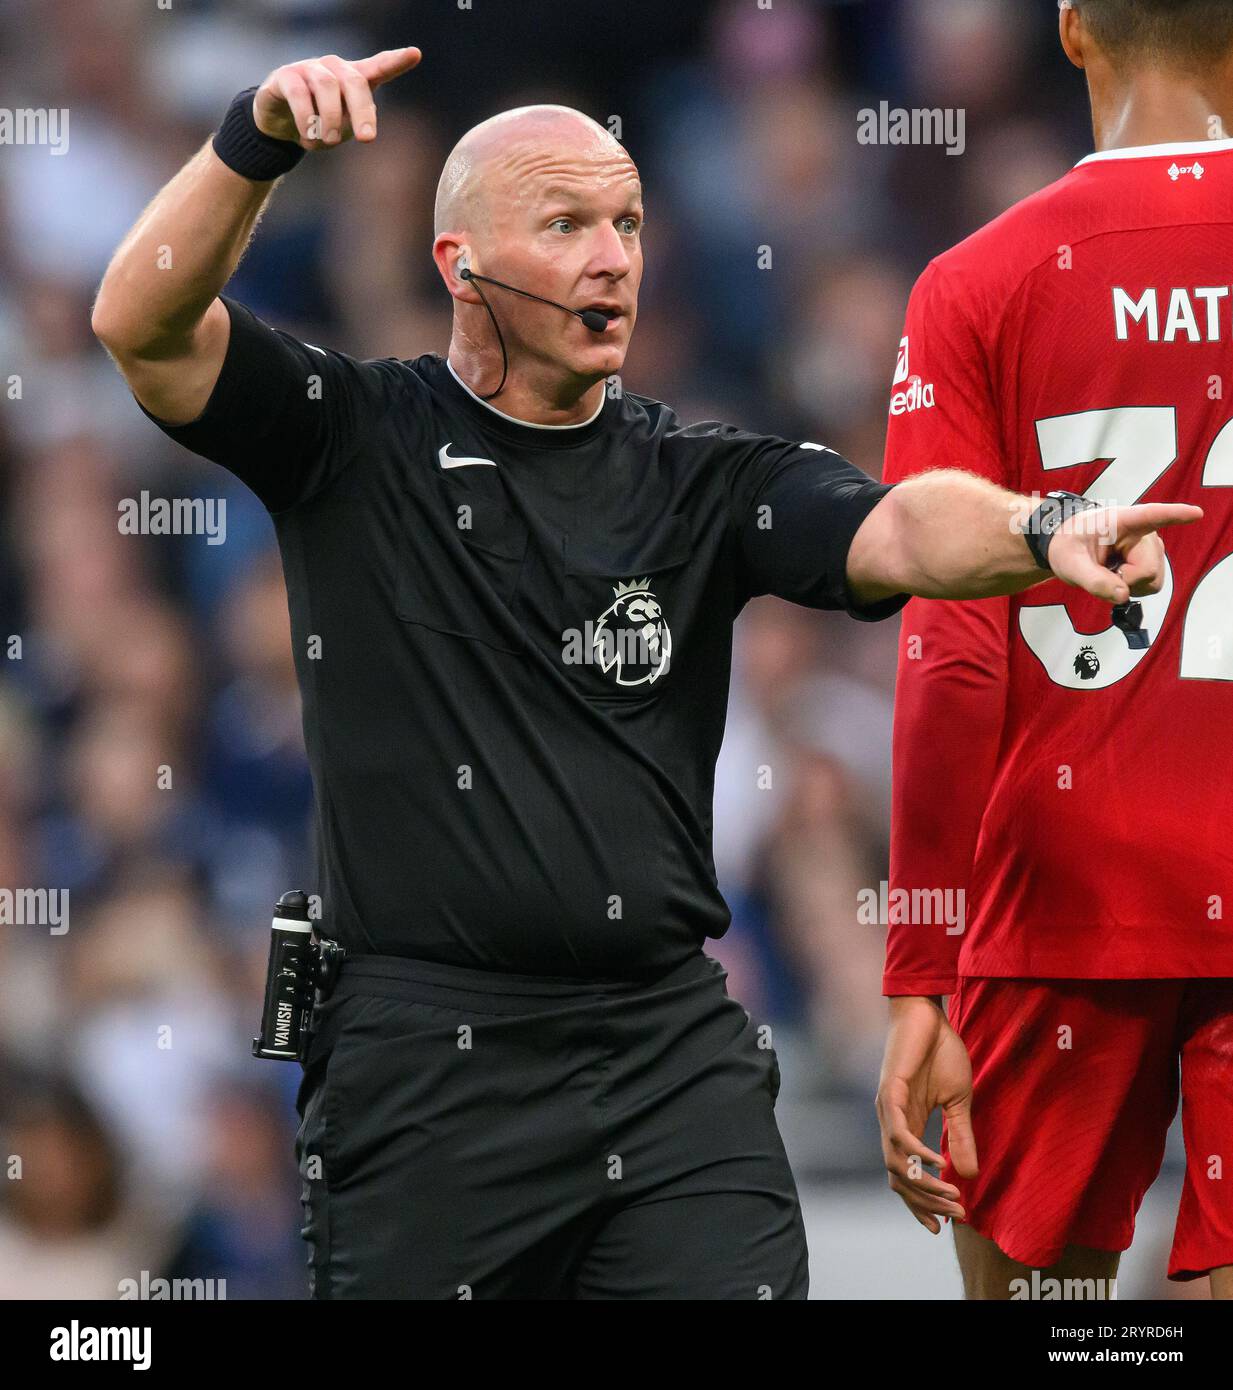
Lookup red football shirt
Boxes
[883,137,1233,993]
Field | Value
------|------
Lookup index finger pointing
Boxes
[1114,503,1204,537]
[353,46,422,89]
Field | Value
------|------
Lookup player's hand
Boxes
[1048,503,1203,605]
[876,995,977,1234]
[253,47,422,150]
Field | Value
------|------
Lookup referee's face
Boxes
[476,127,643,383]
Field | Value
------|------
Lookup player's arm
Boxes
[91,47,420,423]
[879,595,1006,1232]
[880,591,1010,1233]
[873,259,1009,1233]
[882,597,1007,998]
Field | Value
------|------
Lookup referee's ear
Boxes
[431,234,480,304]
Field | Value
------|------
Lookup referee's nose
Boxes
[585,219,638,288]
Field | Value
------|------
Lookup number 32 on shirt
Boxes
[1023,405,1233,689]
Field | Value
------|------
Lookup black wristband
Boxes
[1022,490,1100,570]
[212,87,306,182]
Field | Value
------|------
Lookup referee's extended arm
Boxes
[90,46,421,424]
[846,466,1201,606]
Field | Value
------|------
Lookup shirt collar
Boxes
[1075,136,1233,167]
[445,359,606,438]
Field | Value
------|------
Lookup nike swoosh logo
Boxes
[438,443,498,469]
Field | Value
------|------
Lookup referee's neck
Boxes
[446,346,607,428]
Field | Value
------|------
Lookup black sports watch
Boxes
[1022,489,1100,571]
[1023,489,1151,650]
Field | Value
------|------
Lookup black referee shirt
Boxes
[142,296,905,978]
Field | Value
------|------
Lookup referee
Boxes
[92,47,1193,1299]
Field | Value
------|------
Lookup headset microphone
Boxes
[459,268,612,333]
[458,266,612,400]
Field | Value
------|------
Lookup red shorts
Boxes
[943,977,1233,1279]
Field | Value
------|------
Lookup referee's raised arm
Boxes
[89,47,421,425]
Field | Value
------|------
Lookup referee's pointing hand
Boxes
[1048,502,1203,606]
[254,47,422,150]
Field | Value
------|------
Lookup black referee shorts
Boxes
[293,949,809,1299]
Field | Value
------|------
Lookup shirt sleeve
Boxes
[881,258,1011,996]
[725,429,908,620]
[135,295,406,513]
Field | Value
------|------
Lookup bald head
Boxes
[433,105,635,238]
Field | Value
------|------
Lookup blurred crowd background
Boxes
[0,0,1200,1299]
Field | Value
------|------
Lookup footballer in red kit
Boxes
[877,0,1233,1299]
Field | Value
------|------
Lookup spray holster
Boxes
[251,890,347,1063]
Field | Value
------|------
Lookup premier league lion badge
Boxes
[593,577,672,687]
